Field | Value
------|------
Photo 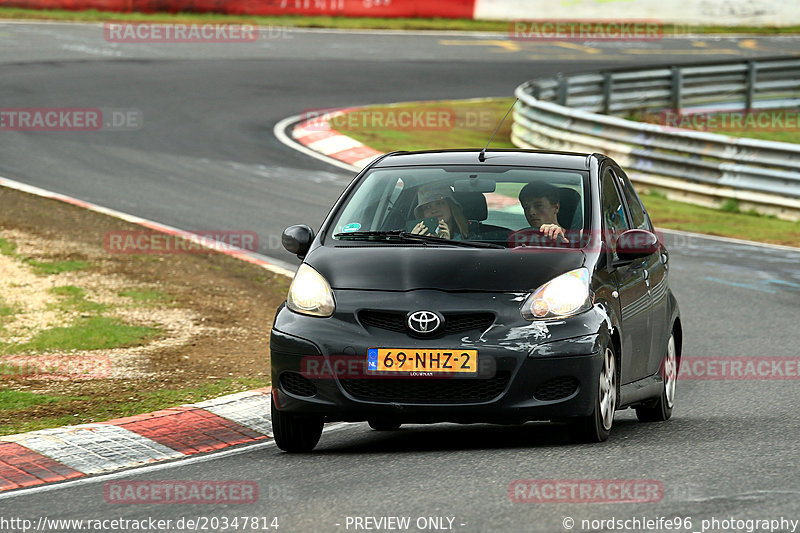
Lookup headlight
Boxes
[521,267,592,320]
[287,264,335,317]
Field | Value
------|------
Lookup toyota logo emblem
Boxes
[407,311,443,335]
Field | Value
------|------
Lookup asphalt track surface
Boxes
[1,22,799,531]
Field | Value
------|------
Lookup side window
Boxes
[602,169,629,234]
[614,169,652,231]
[601,168,630,260]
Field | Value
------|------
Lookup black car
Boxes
[270,149,681,452]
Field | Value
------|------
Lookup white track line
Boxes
[273,114,360,172]
[0,423,355,500]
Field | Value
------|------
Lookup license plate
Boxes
[367,348,478,374]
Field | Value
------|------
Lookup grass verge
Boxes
[1,235,158,355]
[0,297,15,334]
[49,285,107,313]
[2,7,800,34]
[329,97,800,246]
[0,389,81,411]
[0,237,16,256]
[0,298,14,318]
[1,236,91,274]
[332,98,516,152]
[0,377,267,435]
[640,192,800,245]
[118,288,170,304]
[23,258,90,275]
[1,316,161,354]
[1,185,289,436]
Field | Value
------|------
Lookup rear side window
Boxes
[601,169,630,261]
[601,169,629,235]
[614,169,652,231]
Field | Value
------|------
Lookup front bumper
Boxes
[270,289,609,424]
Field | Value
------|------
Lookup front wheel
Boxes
[569,342,617,443]
[636,333,677,422]
[271,397,323,453]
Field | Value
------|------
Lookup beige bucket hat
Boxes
[413,183,460,218]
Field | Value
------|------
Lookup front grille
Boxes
[340,371,510,404]
[443,314,495,334]
[358,311,494,335]
[359,310,407,333]
[534,377,579,401]
[280,371,317,397]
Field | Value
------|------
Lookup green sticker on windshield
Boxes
[341,223,361,233]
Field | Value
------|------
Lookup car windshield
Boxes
[328,165,589,248]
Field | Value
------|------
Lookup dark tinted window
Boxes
[614,169,651,231]
[601,169,629,234]
[601,168,630,260]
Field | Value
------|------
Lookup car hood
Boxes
[306,244,586,292]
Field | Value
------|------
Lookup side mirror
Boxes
[616,229,658,261]
[282,224,315,258]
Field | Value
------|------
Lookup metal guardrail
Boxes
[512,56,800,221]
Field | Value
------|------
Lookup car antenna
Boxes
[479,97,518,163]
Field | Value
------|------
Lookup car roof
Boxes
[371,149,596,171]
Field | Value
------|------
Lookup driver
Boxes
[518,182,569,244]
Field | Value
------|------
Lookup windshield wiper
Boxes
[333,230,407,241]
[334,230,504,248]
[394,232,505,249]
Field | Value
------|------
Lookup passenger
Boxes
[411,183,470,240]
[518,182,569,244]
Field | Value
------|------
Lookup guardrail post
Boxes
[557,75,568,106]
[602,72,613,114]
[670,66,683,112]
[745,62,757,111]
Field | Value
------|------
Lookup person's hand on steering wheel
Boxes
[539,223,569,243]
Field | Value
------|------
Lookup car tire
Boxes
[569,341,617,443]
[271,397,323,453]
[368,419,402,431]
[636,333,677,423]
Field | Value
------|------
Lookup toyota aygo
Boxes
[271,149,681,452]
